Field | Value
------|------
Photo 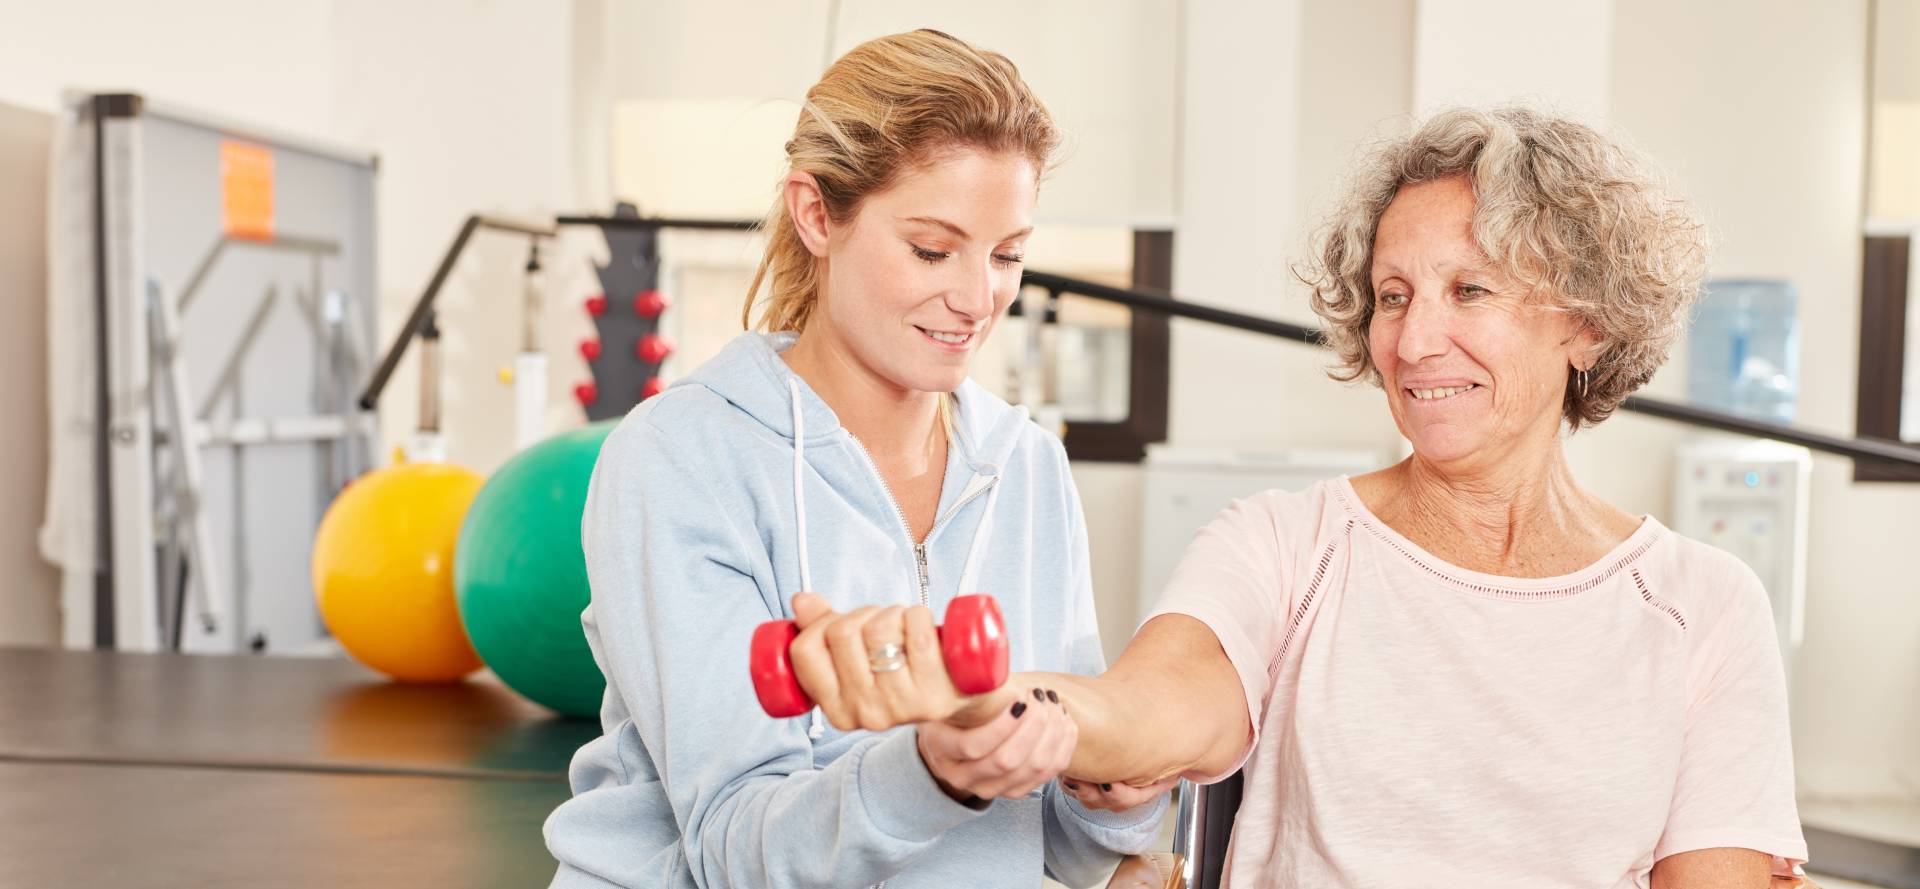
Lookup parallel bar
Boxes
[358,216,554,410]
[1022,270,1318,344]
[359,217,478,410]
[472,215,556,239]
[1620,396,1920,466]
[555,215,758,232]
[1023,269,1920,470]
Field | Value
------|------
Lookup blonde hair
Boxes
[742,29,1059,333]
[1299,106,1710,430]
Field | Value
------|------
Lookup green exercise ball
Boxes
[455,422,616,717]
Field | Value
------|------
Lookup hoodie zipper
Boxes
[843,431,996,608]
[842,433,999,889]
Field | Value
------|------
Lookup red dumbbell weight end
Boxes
[749,594,1008,719]
[636,333,675,365]
[634,289,672,318]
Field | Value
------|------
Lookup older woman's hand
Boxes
[1062,773,1181,812]
[787,592,1018,732]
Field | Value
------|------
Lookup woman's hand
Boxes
[917,686,1076,802]
[1062,774,1181,812]
[788,592,1015,732]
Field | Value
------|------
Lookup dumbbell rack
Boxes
[573,204,677,422]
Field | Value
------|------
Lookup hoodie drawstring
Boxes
[786,378,826,741]
[787,378,814,593]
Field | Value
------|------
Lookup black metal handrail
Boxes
[553,214,757,232]
[1021,269,1920,469]
[359,215,553,410]
[355,214,1920,470]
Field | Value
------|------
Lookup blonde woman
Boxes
[789,107,1810,888]
[544,30,1167,889]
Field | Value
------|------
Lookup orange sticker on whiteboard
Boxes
[220,140,274,241]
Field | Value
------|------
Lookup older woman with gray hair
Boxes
[784,106,1810,888]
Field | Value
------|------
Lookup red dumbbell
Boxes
[573,381,598,405]
[749,594,1008,718]
[634,289,672,318]
[636,333,675,364]
[641,377,666,400]
[579,338,602,361]
[584,294,608,317]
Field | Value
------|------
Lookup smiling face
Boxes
[1367,176,1594,468]
[803,145,1037,396]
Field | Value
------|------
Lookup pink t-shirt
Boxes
[1149,478,1806,888]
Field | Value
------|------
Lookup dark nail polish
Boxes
[1032,688,1045,702]
[1011,701,1027,718]
[1045,689,1059,704]
[1101,783,1113,792]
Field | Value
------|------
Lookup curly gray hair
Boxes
[1299,106,1710,429]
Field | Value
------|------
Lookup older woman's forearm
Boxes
[1648,848,1774,889]
[1041,671,1223,782]
[1001,616,1252,784]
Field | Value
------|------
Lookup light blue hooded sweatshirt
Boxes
[545,332,1166,888]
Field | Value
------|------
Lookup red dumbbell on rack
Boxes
[749,595,1009,718]
[636,333,675,365]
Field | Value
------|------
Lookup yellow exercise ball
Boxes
[312,462,487,682]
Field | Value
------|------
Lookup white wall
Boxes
[1412,0,1611,117]
[0,1,337,134]
[599,0,1181,227]
[326,0,600,473]
[0,100,60,647]
[1165,0,1413,455]
[827,0,1181,227]
[1605,0,1919,801]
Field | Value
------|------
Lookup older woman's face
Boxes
[1368,176,1590,467]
